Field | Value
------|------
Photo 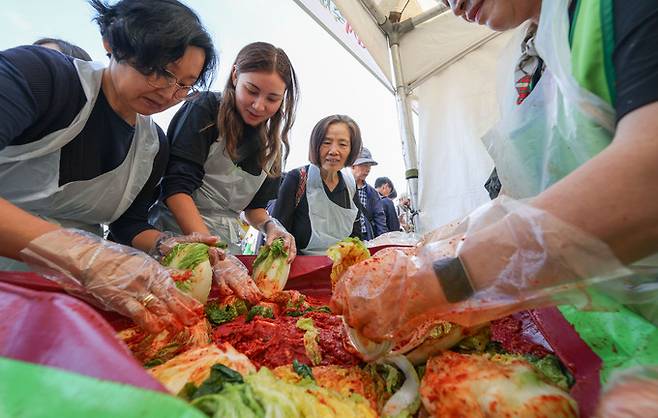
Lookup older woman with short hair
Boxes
[272,114,363,255]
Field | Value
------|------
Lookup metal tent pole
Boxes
[388,41,420,226]
[359,0,421,227]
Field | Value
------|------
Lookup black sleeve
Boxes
[384,199,400,231]
[0,46,84,150]
[613,2,658,122]
[271,169,300,233]
[160,154,205,200]
[371,196,389,237]
[160,92,217,200]
[108,127,169,245]
[246,175,281,210]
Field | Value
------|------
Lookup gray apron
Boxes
[0,59,160,270]
[302,164,358,255]
[155,135,267,254]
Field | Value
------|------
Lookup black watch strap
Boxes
[432,256,475,303]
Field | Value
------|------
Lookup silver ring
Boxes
[141,293,157,306]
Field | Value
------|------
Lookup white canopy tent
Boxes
[293,0,516,232]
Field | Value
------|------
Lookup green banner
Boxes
[0,357,204,418]
[559,290,658,382]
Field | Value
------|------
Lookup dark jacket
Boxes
[380,195,400,232]
[355,183,388,240]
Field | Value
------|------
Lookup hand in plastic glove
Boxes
[152,231,221,259]
[257,218,296,263]
[331,247,446,343]
[331,197,632,344]
[208,249,262,305]
[20,229,204,334]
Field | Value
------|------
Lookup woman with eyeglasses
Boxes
[150,42,299,265]
[0,0,218,334]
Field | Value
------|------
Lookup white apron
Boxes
[155,136,267,254]
[303,164,359,255]
[483,0,615,199]
[483,0,658,323]
[0,59,160,270]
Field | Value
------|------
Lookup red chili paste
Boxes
[490,311,552,357]
[213,310,361,369]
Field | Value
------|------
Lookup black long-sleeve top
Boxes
[0,45,168,245]
[159,91,279,209]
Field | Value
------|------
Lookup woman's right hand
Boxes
[208,249,262,305]
[20,229,204,334]
[152,231,220,259]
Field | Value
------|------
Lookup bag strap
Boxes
[294,166,307,208]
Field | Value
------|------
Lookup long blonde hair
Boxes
[218,42,299,177]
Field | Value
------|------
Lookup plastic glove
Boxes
[331,197,633,344]
[257,218,296,263]
[595,366,658,418]
[20,229,204,334]
[208,250,262,305]
[151,231,221,260]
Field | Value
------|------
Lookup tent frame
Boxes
[353,1,449,226]
[295,0,503,230]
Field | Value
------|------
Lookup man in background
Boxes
[396,192,415,233]
[351,148,387,240]
[375,176,400,232]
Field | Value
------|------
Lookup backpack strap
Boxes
[294,166,308,208]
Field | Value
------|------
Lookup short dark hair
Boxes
[89,0,217,89]
[374,177,393,189]
[33,38,92,61]
[308,115,362,167]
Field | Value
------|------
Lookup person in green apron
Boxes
[150,42,298,261]
[0,0,219,333]
[333,0,658,384]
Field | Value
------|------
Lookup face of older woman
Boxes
[319,122,351,175]
[107,45,206,117]
[445,0,541,31]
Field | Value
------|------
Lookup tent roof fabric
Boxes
[334,0,500,90]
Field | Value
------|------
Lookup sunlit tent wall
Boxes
[294,0,515,231]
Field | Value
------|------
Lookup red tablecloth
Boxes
[0,248,601,416]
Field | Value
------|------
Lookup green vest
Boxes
[560,0,658,383]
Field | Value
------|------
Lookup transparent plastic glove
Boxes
[209,251,262,305]
[257,218,296,263]
[20,229,204,334]
[595,366,658,418]
[151,231,220,260]
[331,197,633,343]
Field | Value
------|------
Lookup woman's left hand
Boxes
[262,218,297,263]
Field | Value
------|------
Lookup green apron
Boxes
[484,0,658,382]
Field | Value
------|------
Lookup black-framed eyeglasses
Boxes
[146,68,199,101]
